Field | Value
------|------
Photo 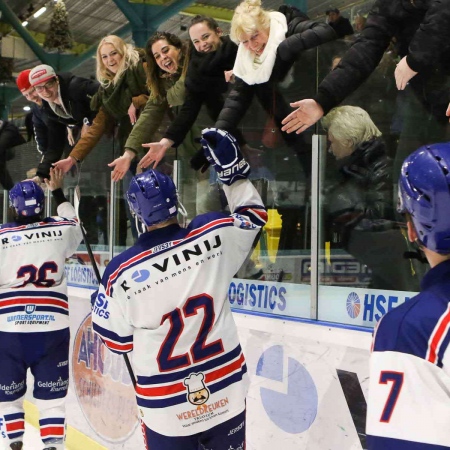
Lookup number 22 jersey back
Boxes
[92,180,267,436]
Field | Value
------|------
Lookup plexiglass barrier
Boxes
[4,35,442,329]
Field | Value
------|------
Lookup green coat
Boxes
[124,72,200,159]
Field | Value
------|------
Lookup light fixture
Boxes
[33,6,46,18]
[21,20,29,27]
[23,106,31,111]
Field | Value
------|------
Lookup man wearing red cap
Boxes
[16,70,68,182]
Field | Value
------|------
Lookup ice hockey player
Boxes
[367,143,450,449]
[91,128,267,450]
[0,168,82,450]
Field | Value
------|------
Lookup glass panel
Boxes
[316,37,431,329]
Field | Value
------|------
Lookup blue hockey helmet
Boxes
[398,143,450,253]
[126,170,178,227]
[9,180,45,217]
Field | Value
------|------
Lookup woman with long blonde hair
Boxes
[54,34,148,173]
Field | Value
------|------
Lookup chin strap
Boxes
[404,239,428,264]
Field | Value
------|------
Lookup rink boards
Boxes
[1,270,418,450]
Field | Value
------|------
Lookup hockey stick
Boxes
[74,186,137,388]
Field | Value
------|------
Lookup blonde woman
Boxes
[54,35,148,173]
[214,0,337,175]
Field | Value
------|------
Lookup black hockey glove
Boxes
[201,128,250,185]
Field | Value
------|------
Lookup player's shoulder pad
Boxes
[187,211,229,230]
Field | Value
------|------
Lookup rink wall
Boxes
[50,279,377,450]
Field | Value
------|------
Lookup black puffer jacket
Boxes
[324,137,394,246]
[164,36,240,147]
[314,0,450,117]
[215,5,337,138]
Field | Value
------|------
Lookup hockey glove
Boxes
[201,128,250,185]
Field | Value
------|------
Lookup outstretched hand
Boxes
[140,140,171,169]
[281,99,324,134]
[53,157,75,174]
[446,102,450,122]
[44,167,64,191]
[394,56,417,90]
[108,151,134,182]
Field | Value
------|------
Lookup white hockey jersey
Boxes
[92,179,267,437]
[367,259,450,449]
[0,202,82,333]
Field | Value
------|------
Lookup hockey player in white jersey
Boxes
[92,128,267,450]
[367,143,450,449]
[0,168,82,450]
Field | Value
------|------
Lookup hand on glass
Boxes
[140,138,173,169]
[53,157,75,174]
[281,99,324,134]
[128,102,137,125]
[108,150,135,182]
[44,167,64,191]
[395,56,417,90]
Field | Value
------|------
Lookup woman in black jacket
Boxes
[0,121,25,190]
[139,15,253,169]
[213,0,337,176]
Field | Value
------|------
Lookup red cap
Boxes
[16,69,32,92]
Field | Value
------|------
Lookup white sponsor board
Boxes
[317,285,418,328]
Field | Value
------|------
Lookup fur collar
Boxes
[233,11,288,85]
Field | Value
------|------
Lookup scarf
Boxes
[233,11,288,85]
[185,36,238,93]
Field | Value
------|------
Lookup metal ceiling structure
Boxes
[0,0,371,118]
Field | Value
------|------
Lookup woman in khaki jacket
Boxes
[54,35,149,173]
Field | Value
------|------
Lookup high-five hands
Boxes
[281,99,324,134]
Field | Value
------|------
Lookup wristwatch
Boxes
[83,117,91,126]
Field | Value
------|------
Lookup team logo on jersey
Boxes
[25,304,36,314]
[11,235,21,242]
[131,269,150,283]
[184,372,210,405]
[234,214,257,230]
[346,292,361,319]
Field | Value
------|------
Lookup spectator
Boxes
[16,69,68,182]
[321,106,420,291]
[325,8,354,38]
[367,143,450,448]
[139,16,251,168]
[0,120,25,190]
[353,14,366,34]
[282,0,450,135]
[109,31,199,182]
[28,64,100,165]
[53,35,148,175]
[213,0,337,177]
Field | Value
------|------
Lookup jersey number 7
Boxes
[379,371,404,423]
[157,294,224,372]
